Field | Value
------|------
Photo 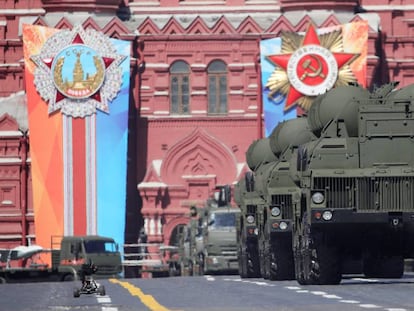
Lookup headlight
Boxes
[312,192,325,204]
[322,211,333,221]
[279,222,288,230]
[246,215,255,224]
[271,206,281,217]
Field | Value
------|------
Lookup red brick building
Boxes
[0,0,413,253]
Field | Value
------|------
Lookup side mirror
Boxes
[217,185,232,207]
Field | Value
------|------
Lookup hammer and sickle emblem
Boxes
[300,55,326,81]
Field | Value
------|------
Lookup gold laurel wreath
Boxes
[52,55,105,96]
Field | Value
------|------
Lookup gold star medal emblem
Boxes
[30,25,126,118]
[265,24,360,112]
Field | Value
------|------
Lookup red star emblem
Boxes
[266,24,359,111]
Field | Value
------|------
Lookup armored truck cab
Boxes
[178,185,240,276]
[201,206,240,274]
[58,235,122,279]
[0,235,122,283]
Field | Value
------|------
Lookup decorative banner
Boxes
[260,21,368,136]
[23,24,130,255]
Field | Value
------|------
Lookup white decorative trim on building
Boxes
[145,63,169,69]
[228,62,255,68]
[154,91,169,96]
[153,110,170,115]
[191,91,207,95]
[0,158,22,163]
[0,131,23,137]
[244,113,258,117]
[138,181,167,189]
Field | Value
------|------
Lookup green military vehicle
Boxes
[255,118,315,280]
[178,205,201,276]
[235,140,271,278]
[178,185,240,275]
[0,235,122,283]
[235,120,315,280]
[290,82,414,284]
[198,201,240,274]
[236,82,414,285]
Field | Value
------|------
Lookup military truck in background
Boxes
[236,82,414,285]
[198,196,240,274]
[178,205,201,276]
[178,185,240,275]
[0,235,122,283]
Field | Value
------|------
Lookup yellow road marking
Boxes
[110,278,171,311]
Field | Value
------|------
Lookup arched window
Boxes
[170,60,190,115]
[207,60,227,115]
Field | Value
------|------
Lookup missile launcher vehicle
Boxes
[236,82,414,285]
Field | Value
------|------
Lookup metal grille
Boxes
[314,176,414,211]
[271,194,293,219]
[220,245,238,257]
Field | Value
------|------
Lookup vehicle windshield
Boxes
[209,212,236,228]
[84,240,117,254]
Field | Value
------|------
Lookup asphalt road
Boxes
[1,273,414,311]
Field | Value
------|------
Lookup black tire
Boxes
[239,227,260,278]
[169,262,181,277]
[246,240,261,278]
[238,244,248,278]
[295,213,341,285]
[73,288,80,298]
[198,254,205,276]
[260,231,269,279]
[239,241,260,278]
[188,261,193,276]
[293,216,307,285]
[269,237,295,281]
